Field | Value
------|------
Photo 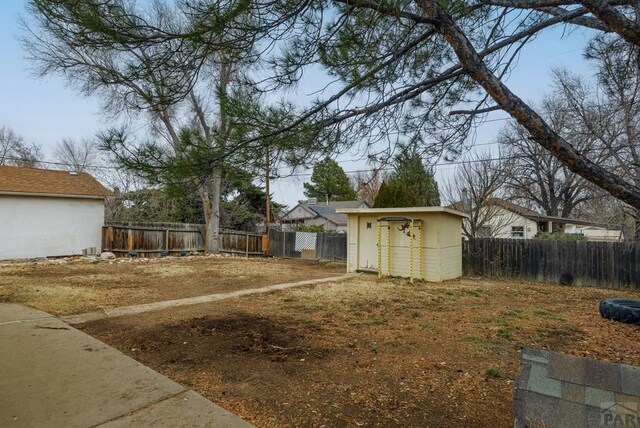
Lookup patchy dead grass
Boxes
[0,256,345,316]
[0,283,147,315]
[80,275,640,428]
[138,263,196,277]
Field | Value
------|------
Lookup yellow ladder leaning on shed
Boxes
[376,217,424,283]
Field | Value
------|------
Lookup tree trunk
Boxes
[200,170,222,253]
[635,208,640,241]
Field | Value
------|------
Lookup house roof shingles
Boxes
[0,165,111,198]
[283,200,370,225]
[449,197,618,229]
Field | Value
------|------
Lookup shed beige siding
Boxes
[342,208,465,282]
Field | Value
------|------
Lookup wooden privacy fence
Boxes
[219,229,263,256]
[316,232,348,261]
[463,238,640,289]
[269,229,347,261]
[102,222,263,257]
[103,222,204,255]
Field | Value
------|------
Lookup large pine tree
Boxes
[374,151,440,208]
[303,158,356,202]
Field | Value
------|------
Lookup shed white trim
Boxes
[337,206,468,218]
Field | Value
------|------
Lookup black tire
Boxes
[599,299,640,326]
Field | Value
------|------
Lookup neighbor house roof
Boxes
[489,198,540,218]
[450,198,619,229]
[282,200,370,225]
[488,198,615,227]
[0,165,112,199]
[449,198,539,218]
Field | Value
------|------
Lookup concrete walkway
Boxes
[0,303,253,428]
[62,273,357,325]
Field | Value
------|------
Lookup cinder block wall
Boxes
[514,348,640,427]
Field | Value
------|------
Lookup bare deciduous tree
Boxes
[352,168,387,207]
[0,126,42,168]
[498,93,600,228]
[551,34,640,236]
[54,138,98,172]
[444,152,517,238]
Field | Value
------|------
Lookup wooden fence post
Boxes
[245,233,249,258]
[165,229,170,253]
[127,228,133,251]
[107,226,114,252]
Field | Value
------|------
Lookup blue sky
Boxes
[0,1,597,207]
[0,0,104,153]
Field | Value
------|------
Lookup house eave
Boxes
[0,190,108,200]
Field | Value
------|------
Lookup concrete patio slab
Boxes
[0,303,253,428]
[0,303,52,324]
[98,390,249,428]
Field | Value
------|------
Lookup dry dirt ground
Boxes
[0,256,345,315]
[70,271,640,427]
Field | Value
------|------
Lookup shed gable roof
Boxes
[337,206,468,218]
[0,165,111,198]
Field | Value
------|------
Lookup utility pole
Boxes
[265,147,271,230]
[263,146,271,256]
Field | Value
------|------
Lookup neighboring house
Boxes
[0,165,111,260]
[451,198,623,241]
[280,200,370,232]
[557,222,624,241]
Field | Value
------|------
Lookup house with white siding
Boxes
[451,198,624,241]
[0,165,111,259]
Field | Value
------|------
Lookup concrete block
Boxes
[561,382,585,404]
[515,362,532,391]
[621,364,640,396]
[599,402,640,428]
[513,390,559,428]
[528,363,562,398]
[584,404,606,427]
[548,352,584,384]
[556,399,587,427]
[584,358,621,392]
[585,386,615,408]
[521,348,550,365]
[614,392,640,409]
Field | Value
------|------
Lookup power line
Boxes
[2,138,613,181]
[1,156,118,170]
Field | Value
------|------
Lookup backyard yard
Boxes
[2,256,640,427]
[0,256,345,315]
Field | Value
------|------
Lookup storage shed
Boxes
[0,165,111,260]
[337,207,468,282]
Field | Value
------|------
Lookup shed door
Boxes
[357,217,377,271]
